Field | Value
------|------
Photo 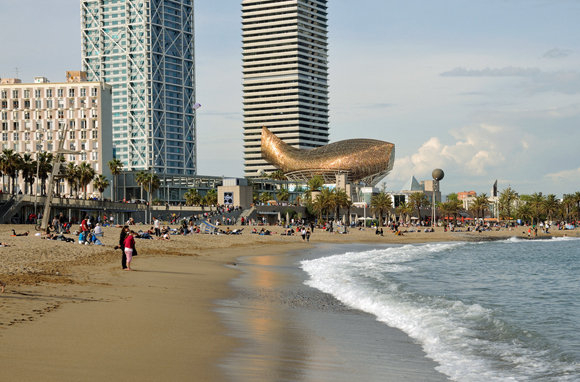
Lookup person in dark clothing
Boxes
[115,225,129,269]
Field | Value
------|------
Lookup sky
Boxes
[1,0,579,196]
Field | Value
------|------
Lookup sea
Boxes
[301,237,580,381]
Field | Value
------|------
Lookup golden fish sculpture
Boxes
[261,127,395,185]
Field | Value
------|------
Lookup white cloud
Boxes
[440,66,541,77]
[388,124,518,184]
[440,66,580,95]
[545,167,580,182]
[542,48,573,59]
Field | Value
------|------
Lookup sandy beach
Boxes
[0,223,577,381]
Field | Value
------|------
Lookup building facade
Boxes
[242,0,329,177]
[81,0,197,175]
[0,73,113,196]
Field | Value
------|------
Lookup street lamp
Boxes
[431,168,444,228]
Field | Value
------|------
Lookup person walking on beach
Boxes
[123,230,137,271]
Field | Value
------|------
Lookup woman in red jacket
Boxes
[123,230,137,271]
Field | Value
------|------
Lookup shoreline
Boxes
[0,224,578,380]
[218,243,450,381]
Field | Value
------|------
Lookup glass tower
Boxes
[81,0,196,174]
[242,0,329,177]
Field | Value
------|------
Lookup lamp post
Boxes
[431,169,444,228]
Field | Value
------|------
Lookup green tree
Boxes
[395,201,413,224]
[313,187,335,221]
[37,152,53,196]
[526,192,546,226]
[334,188,352,223]
[64,162,80,197]
[371,191,393,227]
[259,191,272,205]
[543,194,559,223]
[93,174,110,199]
[184,188,202,206]
[204,189,218,206]
[268,170,287,181]
[20,153,36,195]
[0,149,22,194]
[78,162,96,199]
[108,158,123,201]
[470,193,490,220]
[408,192,430,221]
[135,171,148,200]
[276,188,290,203]
[498,187,518,222]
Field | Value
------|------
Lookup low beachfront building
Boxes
[0,71,112,196]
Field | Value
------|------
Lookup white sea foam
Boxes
[301,243,578,381]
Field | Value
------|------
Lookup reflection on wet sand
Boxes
[218,248,449,382]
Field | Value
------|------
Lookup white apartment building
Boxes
[0,71,113,196]
[242,0,330,177]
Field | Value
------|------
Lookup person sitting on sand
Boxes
[93,223,103,237]
[11,229,29,237]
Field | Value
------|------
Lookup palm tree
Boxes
[276,188,290,203]
[470,193,490,220]
[313,188,335,222]
[395,201,413,224]
[527,192,545,226]
[20,153,36,194]
[306,175,324,201]
[93,174,110,199]
[498,187,518,222]
[334,188,352,223]
[259,191,272,205]
[135,171,148,200]
[108,158,123,201]
[561,193,578,222]
[184,188,202,206]
[543,194,559,223]
[371,191,393,227]
[37,152,53,196]
[78,162,96,199]
[64,162,80,197]
[516,203,533,225]
[0,149,22,194]
[141,173,161,202]
[408,192,430,222]
[204,189,218,206]
[269,170,287,181]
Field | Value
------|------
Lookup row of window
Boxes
[1,108,99,120]
[1,98,99,111]
[2,130,98,141]
[0,87,99,99]
[1,119,99,131]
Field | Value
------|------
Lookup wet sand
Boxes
[218,244,450,381]
[0,224,577,380]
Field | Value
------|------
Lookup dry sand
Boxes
[0,223,577,380]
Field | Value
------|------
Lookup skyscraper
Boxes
[81,0,197,175]
[242,0,329,177]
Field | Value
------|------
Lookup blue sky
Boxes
[1,1,579,196]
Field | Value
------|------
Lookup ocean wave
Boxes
[301,244,579,381]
